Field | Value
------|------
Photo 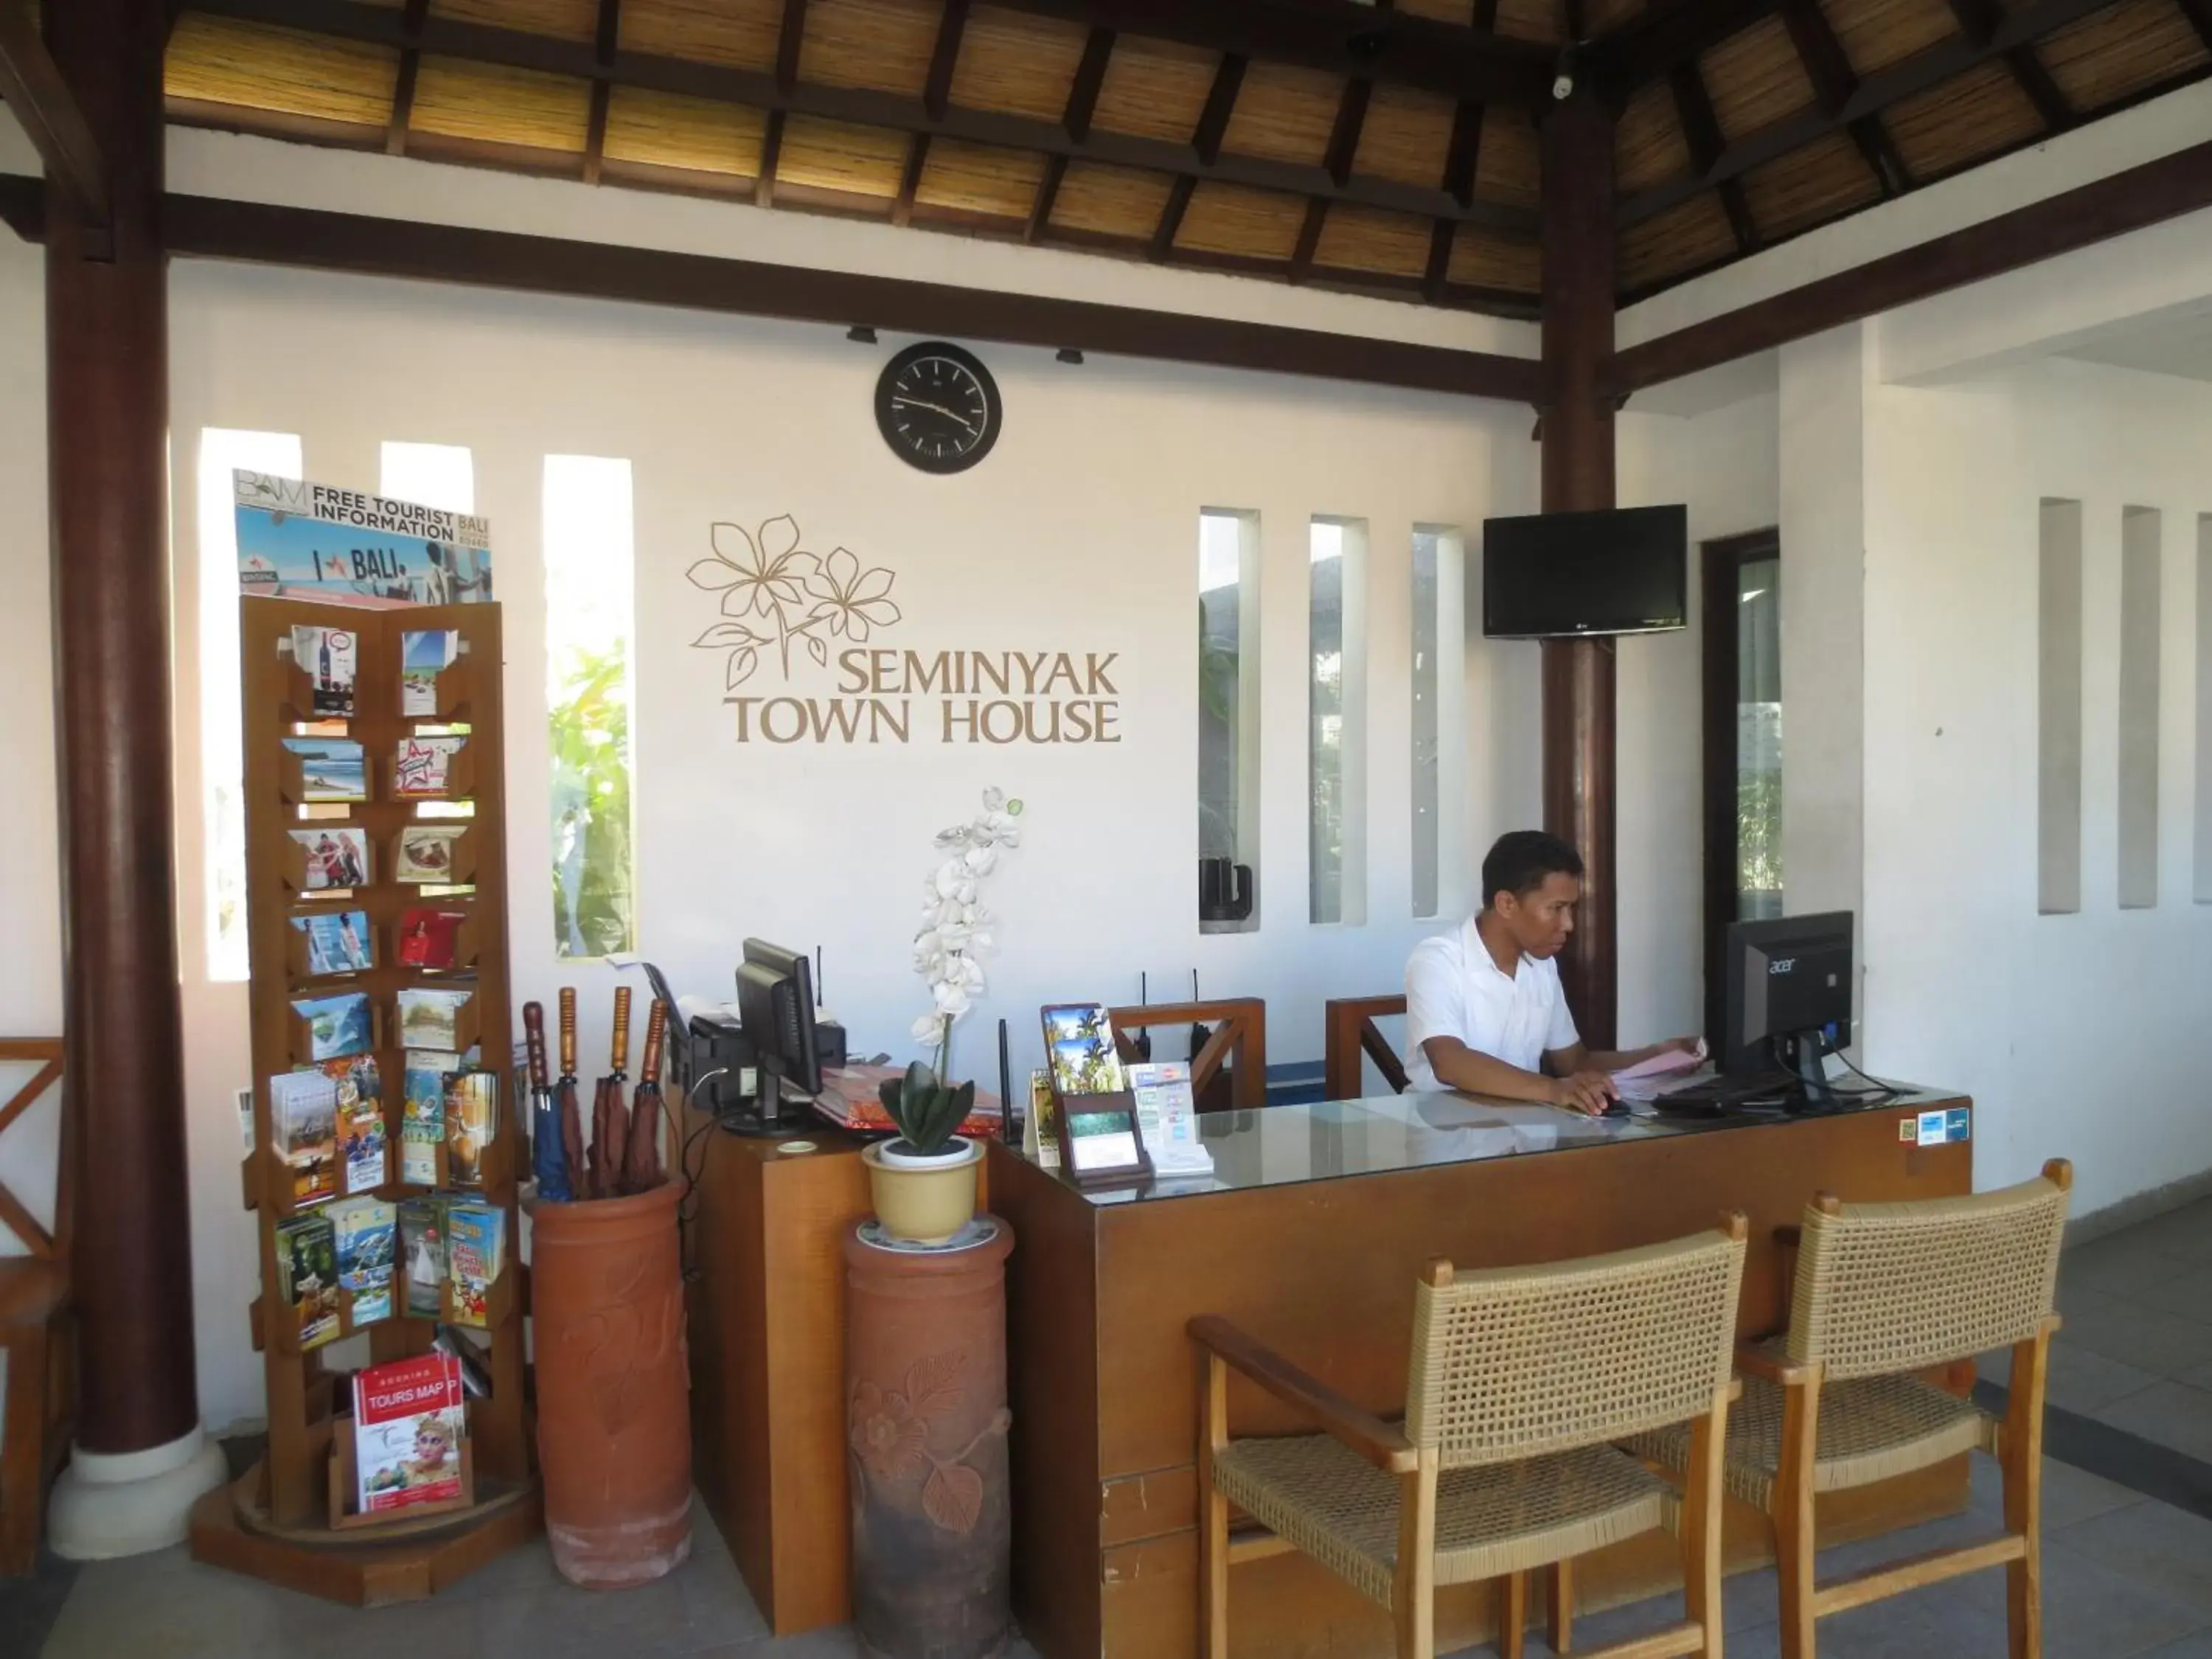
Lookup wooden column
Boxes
[1538,83,1619,1048]
[44,0,202,1455]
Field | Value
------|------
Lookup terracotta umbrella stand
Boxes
[844,1217,1017,1659]
[530,1178,693,1588]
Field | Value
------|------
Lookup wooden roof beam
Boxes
[756,108,786,208]
[1617,0,2112,229]
[893,132,929,226]
[187,0,1540,237]
[582,0,621,184]
[1026,26,1111,244]
[1778,0,1910,198]
[1667,62,1759,255]
[1945,0,2073,133]
[776,0,808,96]
[1586,0,1783,102]
[1193,52,1248,167]
[975,0,1555,106]
[2177,0,2212,53]
[923,0,968,124]
[386,0,429,157]
[0,0,110,230]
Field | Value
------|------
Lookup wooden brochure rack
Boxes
[189,598,539,1604]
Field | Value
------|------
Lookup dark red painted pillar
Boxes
[1538,84,1619,1048]
[45,0,203,1455]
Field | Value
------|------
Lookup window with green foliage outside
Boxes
[544,456,638,959]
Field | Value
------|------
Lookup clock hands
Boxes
[891,394,979,436]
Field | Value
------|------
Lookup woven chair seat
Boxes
[1214,1432,1675,1608]
[1634,1365,1996,1510]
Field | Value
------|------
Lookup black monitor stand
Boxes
[754,1056,792,1130]
[1771,1029,1840,1112]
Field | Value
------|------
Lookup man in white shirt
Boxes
[1405,830,1697,1114]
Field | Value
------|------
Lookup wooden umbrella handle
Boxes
[523,1001,549,1090]
[558,985,577,1079]
[640,999,668,1088]
[611,984,633,1076]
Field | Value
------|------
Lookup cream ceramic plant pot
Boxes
[862,1136,984,1245]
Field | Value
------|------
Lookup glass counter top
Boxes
[1007,1085,1962,1208]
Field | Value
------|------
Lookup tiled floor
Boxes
[8,1198,2211,1659]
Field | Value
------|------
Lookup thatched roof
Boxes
[159,0,2212,317]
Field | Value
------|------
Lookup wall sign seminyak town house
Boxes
[688,515,1122,746]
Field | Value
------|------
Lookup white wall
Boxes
[122,247,1742,1428]
[1851,357,2212,1214]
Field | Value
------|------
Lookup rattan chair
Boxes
[1190,1216,1749,1659]
[1636,1159,2071,1659]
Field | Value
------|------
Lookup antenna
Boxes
[815,945,824,1006]
[998,1018,1016,1146]
[1140,971,1149,1006]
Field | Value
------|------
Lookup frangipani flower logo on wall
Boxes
[687,514,902,690]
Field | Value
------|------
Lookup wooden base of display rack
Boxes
[188,1458,542,1607]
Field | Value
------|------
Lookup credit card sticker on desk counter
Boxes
[1902,1107,1970,1147]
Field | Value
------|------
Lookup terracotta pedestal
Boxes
[843,1217,1016,1659]
[532,1180,692,1587]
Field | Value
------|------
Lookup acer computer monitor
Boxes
[1721,911,1854,1099]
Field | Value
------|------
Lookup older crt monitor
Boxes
[1722,911,1853,1099]
[1481,505,1688,638]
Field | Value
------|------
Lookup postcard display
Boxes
[214,597,535,1590]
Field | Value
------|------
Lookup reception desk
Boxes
[990,1088,1972,1659]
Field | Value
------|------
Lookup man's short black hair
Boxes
[1481,830,1584,910]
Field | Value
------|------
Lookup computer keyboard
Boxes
[1652,1071,1801,1116]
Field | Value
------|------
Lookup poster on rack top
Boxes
[235,471,493,609]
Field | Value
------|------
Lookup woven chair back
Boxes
[1786,1172,2068,1381]
[1405,1228,1746,1469]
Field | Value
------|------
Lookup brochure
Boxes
[401,1053,448,1185]
[395,735,466,798]
[293,991,373,1062]
[398,1197,448,1317]
[291,909,372,975]
[291,624,359,717]
[445,1071,498,1186]
[330,1197,397,1324]
[283,737,368,803]
[352,1353,465,1513]
[445,1200,505,1327]
[397,908,467,970]
[269,1069,339,1208]
[236,471,493,609]
[394,826,465,884]
[290,827,370,891]
[400,630,458,716]
[275,1212,341,1350]
[1127,1062,1214,1176]
[1043,1003,1125,1096]
[397,987,472,1052]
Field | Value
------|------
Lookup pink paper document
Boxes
[1610,1039,1709,1102]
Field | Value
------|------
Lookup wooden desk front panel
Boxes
[998,1102,1972,1659]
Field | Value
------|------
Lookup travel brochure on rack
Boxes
[235,472,494,609]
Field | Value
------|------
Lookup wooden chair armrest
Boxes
[1734,1342,1818,1386]
[1189,1315,1418,1474]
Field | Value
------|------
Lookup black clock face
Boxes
[875,342,1001,474]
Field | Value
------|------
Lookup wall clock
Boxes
[874,341,1002,474]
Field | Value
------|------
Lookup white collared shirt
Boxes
[1402,916,1579,1091]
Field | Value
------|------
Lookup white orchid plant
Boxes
[910,787,1024,1075]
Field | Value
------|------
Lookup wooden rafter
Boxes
[1587,0,1782,100]
[975,0,1555,105]
[189,0,1539,238]
[923,0,969,124]
[0,0,109,229]
[1668,63,1758,254]
[1193,53,1248,168]
[2177,0,2212,52]
[1778,0,1910,198]
[757,108,787,208]
[386,0,430,159]
[1617,0,2113,229]
[1151,173,1196,262]
[893,132,930,226]
[776,0,808,97]
[1025,24,1110,244]
[582,0,622,184]
[1945,0,2073,132]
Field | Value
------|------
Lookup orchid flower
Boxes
[910,787,1024,1078]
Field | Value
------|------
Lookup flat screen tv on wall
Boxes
[1481,505,1689,639]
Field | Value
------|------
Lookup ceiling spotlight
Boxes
[848,325,878,344]
[1057,347,1085,364]
[1551,44,1578,101]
